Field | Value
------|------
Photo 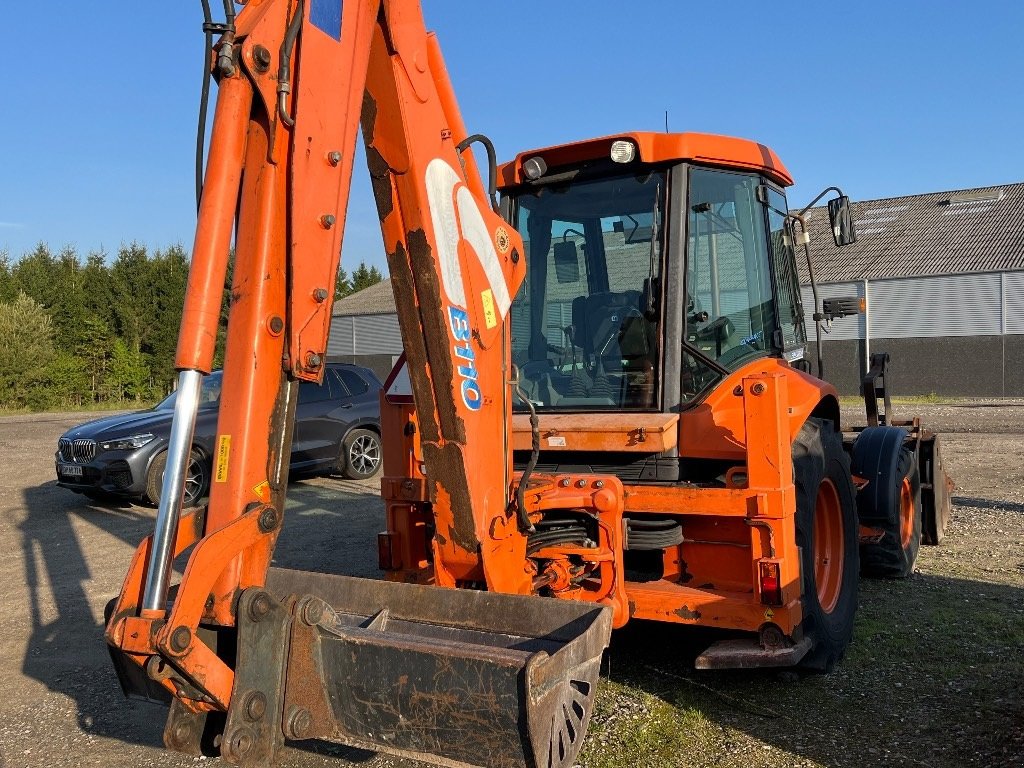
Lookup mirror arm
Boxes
[785,213,825,380]
[796,185,847,218]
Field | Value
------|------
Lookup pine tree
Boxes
[106,338,151,403]
[350,261,384,293]
[335,264,352,300]
[0,292,56,410]
[0,251,14,303]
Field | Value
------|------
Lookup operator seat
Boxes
[571,291,642,362]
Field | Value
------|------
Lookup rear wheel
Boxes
[793,418,859,672]
[146,449,209,507]
[853,428,922,578]
[338,429,382,480]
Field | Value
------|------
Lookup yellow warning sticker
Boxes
[481,288,497,329]
[215,435,231,483]
[252,480,272,503]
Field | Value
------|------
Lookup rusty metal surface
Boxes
[265,567,611,768]
[862,352,893,428]
[920,433,952,545]
[694,636,812,669]
[220,589,293,766]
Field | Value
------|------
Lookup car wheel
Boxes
[146,449,210,507]
[339,429,382,480]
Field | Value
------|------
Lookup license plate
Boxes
[59,464,84,478]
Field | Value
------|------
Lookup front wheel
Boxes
[146,449,209,507]
[793,417,859,672]
[338,429,382,480]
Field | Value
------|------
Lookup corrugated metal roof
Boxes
[331,278,396,316]
[798,182,1024,283]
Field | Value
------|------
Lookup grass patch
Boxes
[0,401,145,417]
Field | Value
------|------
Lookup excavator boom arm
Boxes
[106,3,609,767]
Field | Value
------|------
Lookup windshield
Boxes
[156,371,223,411]
[685,168,776,377]
[510,171,666,411]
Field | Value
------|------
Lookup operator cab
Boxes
[500,132,806,415]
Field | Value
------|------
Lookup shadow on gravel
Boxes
[596,573,1024,768]
[18,481,162,748]
[953,495,1024,514]
[17,476,386,762]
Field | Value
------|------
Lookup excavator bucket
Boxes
[139,569,611,768]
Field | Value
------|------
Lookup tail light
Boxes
[758,560,783,606]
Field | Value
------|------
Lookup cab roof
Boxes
[497,131,793,188]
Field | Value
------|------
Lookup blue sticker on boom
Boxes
[310,0,342,40]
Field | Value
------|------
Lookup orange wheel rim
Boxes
[813,478,845,613]
[899,476,914,549]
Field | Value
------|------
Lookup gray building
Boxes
[799,182,1024,396]
[327,279,402,380]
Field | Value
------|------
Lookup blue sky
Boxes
[2,1,1022,275]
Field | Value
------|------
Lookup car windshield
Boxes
[155,372,224,410]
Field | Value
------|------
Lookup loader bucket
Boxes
[216,568,612,768]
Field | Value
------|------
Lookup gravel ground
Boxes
[0,403,1021,768]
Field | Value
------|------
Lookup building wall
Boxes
[802,270,1023,397]
[327,313,403,380]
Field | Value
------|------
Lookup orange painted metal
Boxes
[361,3,528,593]
[175,75,252,373]
[813,477,845,614]
[498,131,793,189]
[511,412,679,453]
[678,356,840,461]
[286,0,378,382]
[383,363,824,638]
[520,473,629,627]
[899,476,915,548]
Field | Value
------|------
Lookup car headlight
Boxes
[99,433,156,451]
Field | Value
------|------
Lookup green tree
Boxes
[106,337,151,403]
[79,315,112,403]
[334,264,352,300]
[81,250,117,335]
[0,251,14,303]
[45,352,90,408]
[147,244,189,393]
[50,247,90,350]
[350,261,384,293]
[110,242,156,356]
[12,243,59,308]
[0,292,56,410]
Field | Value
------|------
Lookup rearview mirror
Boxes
[553,241,580,283]
[827,196,857,247]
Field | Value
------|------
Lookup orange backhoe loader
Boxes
[105,2,950,767]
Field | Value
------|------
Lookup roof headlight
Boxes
[100,433,156,451]
[522,156,548,180]
[610,140,636,163]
